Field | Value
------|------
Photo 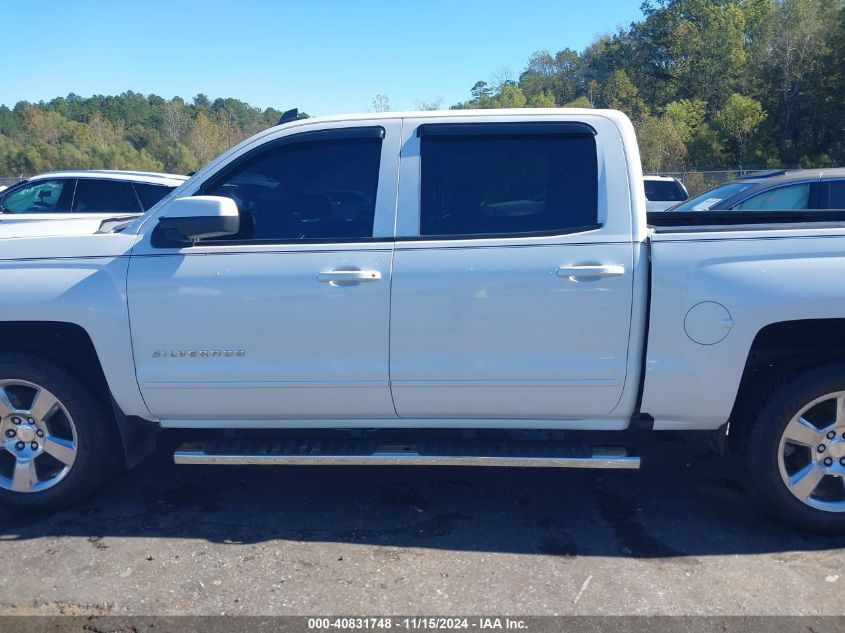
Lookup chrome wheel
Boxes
[778,391,845,512]
[0,379,78,493]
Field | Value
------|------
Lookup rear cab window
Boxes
[418,123,598,238]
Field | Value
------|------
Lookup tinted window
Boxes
[72,179,142,213]
[420,134,597,237]
[672,182,755,211]
[203,138,382,242]
[733,183,810,211]
[825,181,845,210]
[644,179,687,202]
[134,183,176,210]
[0,179,72,214]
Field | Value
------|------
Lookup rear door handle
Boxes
[557,265,625,279]
[318,270,382,283]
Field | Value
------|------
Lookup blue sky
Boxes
[3,0,644,115]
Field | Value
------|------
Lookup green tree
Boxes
[564,96,592,108]
[768,0,840,133]
[601,70,647,121]
[528,91,556,107]
[716,93,767,168]
[87,111,123,150]
[638,113,688,172]
[639,0,748,111]
[186,111,223,165]
[22,108,64,145]
[495,84,528,108]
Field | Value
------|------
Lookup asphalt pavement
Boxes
[0,431,843,616]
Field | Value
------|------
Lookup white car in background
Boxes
[644,174,688,212]
[0,170,187,223]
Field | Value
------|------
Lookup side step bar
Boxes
[174,439,640,469]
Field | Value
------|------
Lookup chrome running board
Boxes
[174,439,640,469]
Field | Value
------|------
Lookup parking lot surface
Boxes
[0,431,843,616]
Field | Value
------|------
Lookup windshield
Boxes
[671,182,755,211]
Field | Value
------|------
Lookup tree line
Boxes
[0,93,288,177]
[0,0,842,180]
[452,0,845,176]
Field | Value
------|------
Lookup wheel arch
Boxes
[729,318,845,453]
[0,321,155,467]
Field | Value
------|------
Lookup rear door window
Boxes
[733,183,811,211]
[133,183,175,210]
[0,179,73,213]
[419,130,598,237]
[72,179,142,214]
[824,181,845,210]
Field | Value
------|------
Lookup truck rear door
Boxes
[389,116,636,419]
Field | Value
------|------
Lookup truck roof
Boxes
[274,107,631,131]
[738,167,845,185]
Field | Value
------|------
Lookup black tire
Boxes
[0,353,123,511]
[743,362,845,534]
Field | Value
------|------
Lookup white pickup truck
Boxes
[1,109,844,533]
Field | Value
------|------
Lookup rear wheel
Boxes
[0,354,122,510]
[744,363,845,533]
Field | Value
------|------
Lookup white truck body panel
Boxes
[644,227,845,430]
[0,232,148,417]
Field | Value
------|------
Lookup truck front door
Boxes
[127,122,401,422]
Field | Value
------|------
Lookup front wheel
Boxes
[0,354,122,510]
[744,363,845,534]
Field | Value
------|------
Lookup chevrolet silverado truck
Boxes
[2,109,845,533]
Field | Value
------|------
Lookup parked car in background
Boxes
[0,186,7,193]
[669,168,845,212]
[643,175,688,212]
[0,170,187,222]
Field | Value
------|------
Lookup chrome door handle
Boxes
[557,265,625,279]
[318,270,382,283]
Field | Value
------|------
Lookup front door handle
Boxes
[318,270,382,283]
[557,265,625,279]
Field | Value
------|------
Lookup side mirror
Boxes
[156,196,240,243]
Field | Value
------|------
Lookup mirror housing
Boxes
[156,196,240,243]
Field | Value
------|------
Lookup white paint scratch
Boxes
[573,574,593,605]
